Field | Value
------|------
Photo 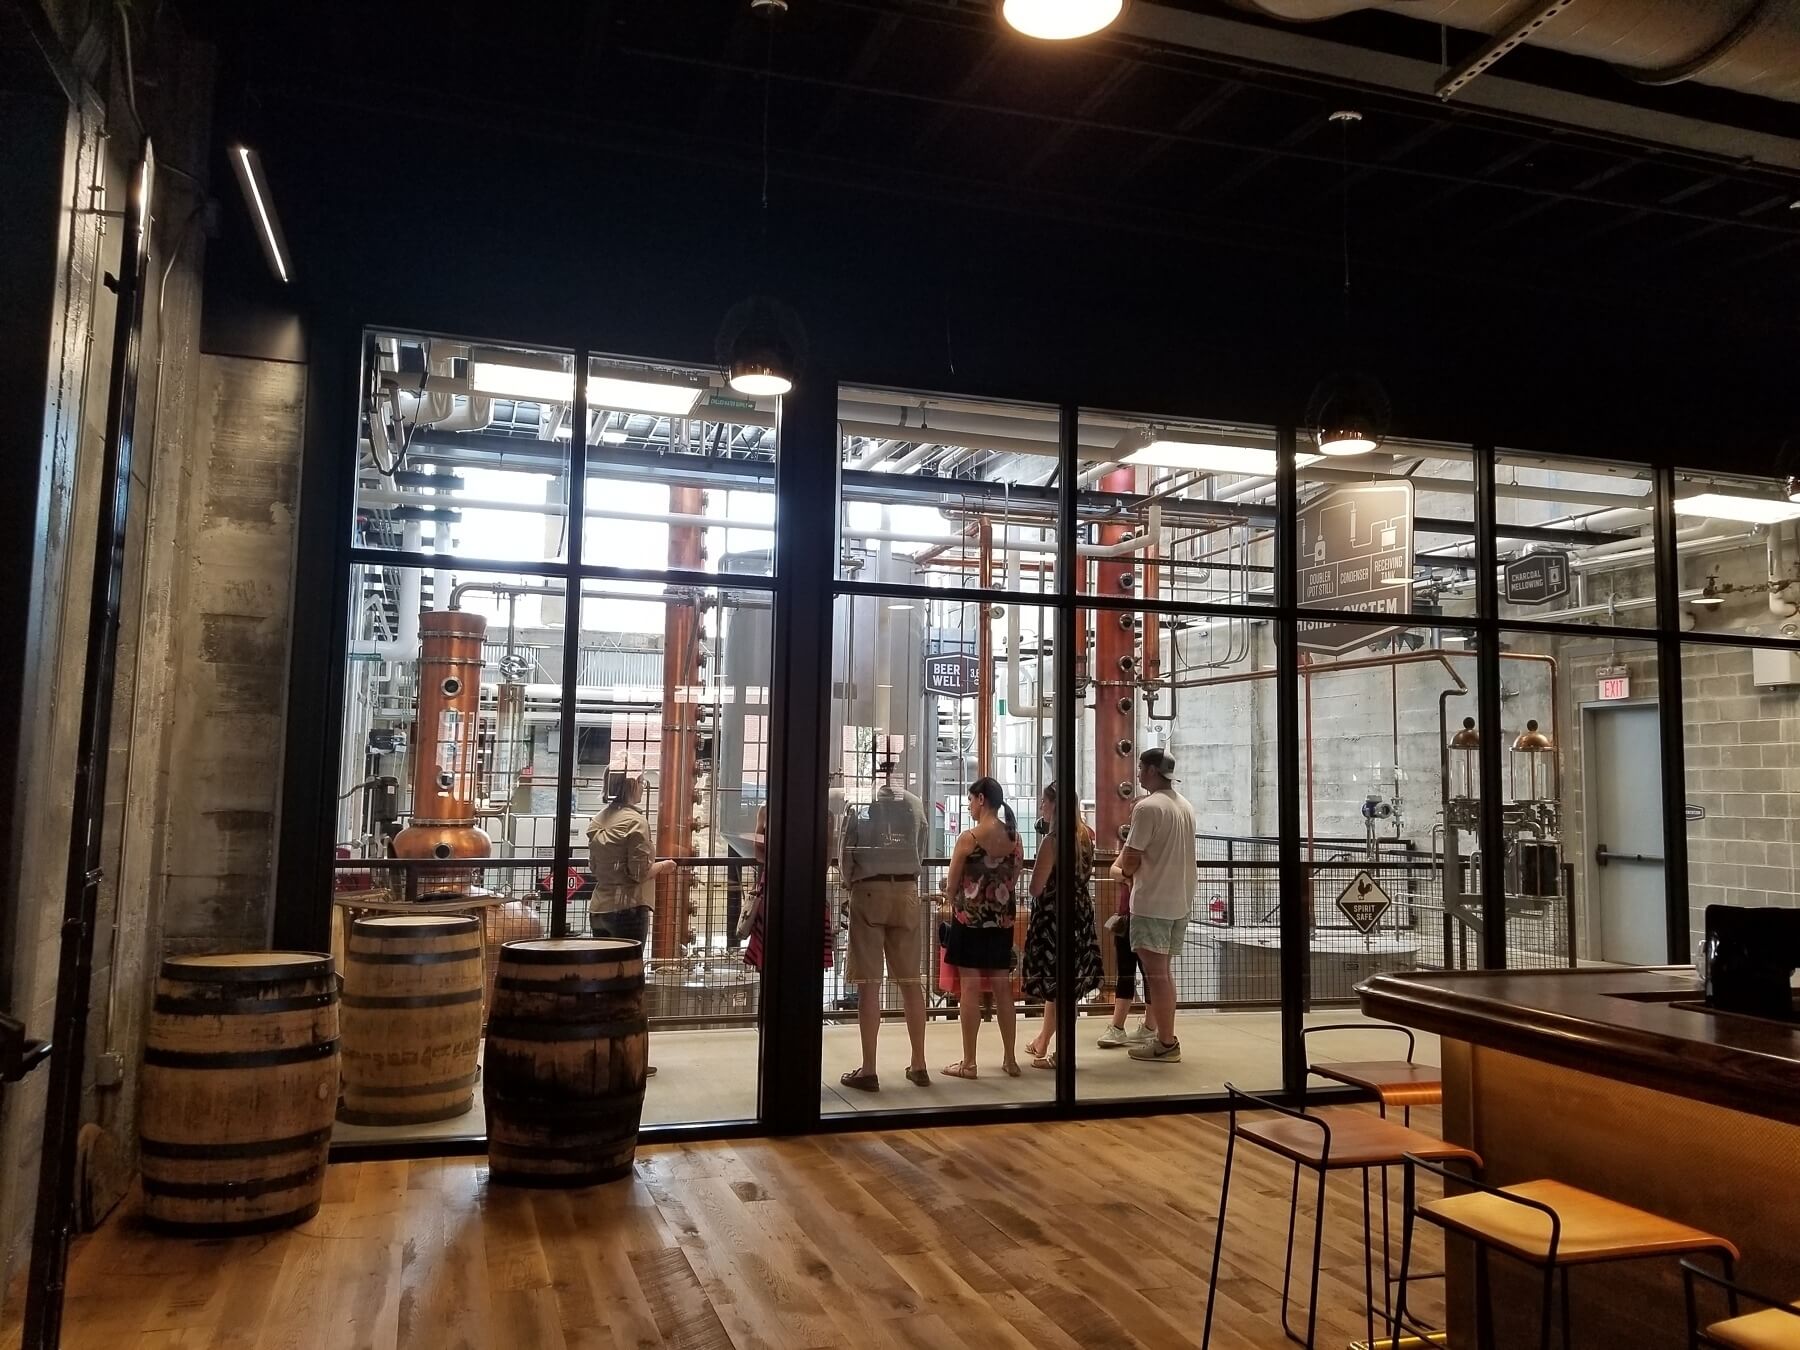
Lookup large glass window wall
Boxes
[311,327,1776,1143]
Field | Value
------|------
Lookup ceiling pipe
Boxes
[1218,0,1800,103]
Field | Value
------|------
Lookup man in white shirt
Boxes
[1109,747,1196,1063]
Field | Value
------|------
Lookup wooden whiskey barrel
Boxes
[338,914,483,1125]
[139,952,339,1234]
[484,938,646,1187]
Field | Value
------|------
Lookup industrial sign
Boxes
[1685,803,1706,822]
[1503,550,1571,606]
[1596,664,1631,701]
[1296,482,1415,654]
[1335,871,1394,935]
[923,652,978,698]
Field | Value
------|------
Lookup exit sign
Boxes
[1597,664,1631,701]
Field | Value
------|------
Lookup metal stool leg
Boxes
[1476,1244,1495,1350]
[1538,1260,1557,1350]
[1279,1162,1302,1341]
[1277,1159,1328,1348]
[1558,1268,1571,1350]
[1361,1168,1377,1350]
[1390,1163,1417,1347]
[1200,1127,1237,1350]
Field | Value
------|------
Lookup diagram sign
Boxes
[1297,482,1415,653]
[1335,871,1394,935]
[1503,550,1571,606]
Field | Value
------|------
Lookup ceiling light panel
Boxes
[1673,492,1800,524]
[468,363,704,416]
[1122,429,1321,475]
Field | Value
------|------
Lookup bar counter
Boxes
[1359,966,1800,1349]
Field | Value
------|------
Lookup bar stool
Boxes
[1683,1259,1800,1349]
[1304,1022,1442,1125]
[1200,1083,1482,1350]
[1392,1154,1740,1350]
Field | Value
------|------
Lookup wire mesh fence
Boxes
[331,830,1575,1032]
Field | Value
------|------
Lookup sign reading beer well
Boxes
[1335,871,1394,935]
[1297,482,1415,654]
[923,652,979,698]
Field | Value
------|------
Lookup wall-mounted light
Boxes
[1001,0,1126,40]
[229,145,289,283]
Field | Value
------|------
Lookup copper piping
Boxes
[655,485,705,957]
[977,519,993,777]
[1095,467,1138,853]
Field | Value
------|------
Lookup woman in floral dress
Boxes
[940,777,1024,1079]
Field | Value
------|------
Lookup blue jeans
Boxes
[592,904,651,951]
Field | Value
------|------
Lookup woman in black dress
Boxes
[1021,783,1103,1069]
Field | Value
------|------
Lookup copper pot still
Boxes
[391,610,492,895]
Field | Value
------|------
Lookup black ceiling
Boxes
[200,0,1800,314]
[181,1,1800,459]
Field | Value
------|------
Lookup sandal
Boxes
[1002,1060,1022,1078]
[1030,1052,1056,1070]
[839,1068,879,1092]
[905,1067,932,1087]
[942,1061,978,1079]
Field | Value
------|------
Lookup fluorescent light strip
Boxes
[236,147,287,283]
[1673,492,1800,525]
[468,363,704,416]
[1122,438,1323,475]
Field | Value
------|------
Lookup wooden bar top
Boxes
[1358,966,1800,1127]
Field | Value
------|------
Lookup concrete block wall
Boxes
[1681,645,1800,939]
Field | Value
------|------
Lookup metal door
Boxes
[1586,703,1666,965]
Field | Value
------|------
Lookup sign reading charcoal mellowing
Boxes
[1297,481,1415,654]
[1503,550,1571,606]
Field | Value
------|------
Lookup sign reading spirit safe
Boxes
[1335,871,1394,935]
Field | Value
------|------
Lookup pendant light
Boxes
[720,3,802,397]
[1000,0,1126,41]
[1306,110,1389,457]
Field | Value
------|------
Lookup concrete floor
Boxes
[331,1008,1435,1146]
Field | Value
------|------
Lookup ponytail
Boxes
[969,776,1016,841]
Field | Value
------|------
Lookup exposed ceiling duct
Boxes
[1222,0,1800,104]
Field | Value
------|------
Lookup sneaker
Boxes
[1128,1037,1181,1063]
[1096,1024,1135,1049]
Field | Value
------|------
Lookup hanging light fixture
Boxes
[717,1,802,398]
[1000,0,1126,40]
[1307,371,1390,457]
[1305,110,1390,457]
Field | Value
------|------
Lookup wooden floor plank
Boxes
[6,1111,1454,1350]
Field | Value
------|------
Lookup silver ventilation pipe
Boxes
[1220,0,1800,103]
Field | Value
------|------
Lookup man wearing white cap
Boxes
[1110,747,1196,1063]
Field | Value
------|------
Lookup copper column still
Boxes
[392,609,492,895]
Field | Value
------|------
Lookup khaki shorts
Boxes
[846,879,922,984]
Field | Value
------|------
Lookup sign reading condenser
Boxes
[1297,481,1415,654]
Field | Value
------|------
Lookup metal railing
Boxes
[330,836,1575,1030]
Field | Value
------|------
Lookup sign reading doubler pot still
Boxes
[1297,481,1416,653]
